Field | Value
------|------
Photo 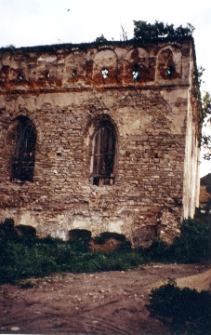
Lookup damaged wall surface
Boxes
[0,37,200,246]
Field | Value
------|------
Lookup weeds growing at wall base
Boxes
[0,218,210,284]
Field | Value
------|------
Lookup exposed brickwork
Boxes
[0,38,200,245]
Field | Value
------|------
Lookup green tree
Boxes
[133,20,194,39]
[94,34,107,43]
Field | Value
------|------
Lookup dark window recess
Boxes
[132,64,141,81]
[11,116,36,182]
[92,121,115,186]
[18,74,23,82]
[165,65,175,77]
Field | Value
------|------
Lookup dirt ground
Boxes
[0,262,210,335]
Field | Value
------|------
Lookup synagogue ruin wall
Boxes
[0,38,200,246]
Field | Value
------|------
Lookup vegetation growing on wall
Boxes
[192,62,211,162]
[94,34,108,43]
[201,91,211,161]
[133,21,194,39]
[95,21,195,43]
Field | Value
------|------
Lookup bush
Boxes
[141,219,211,264]
[147,280,211,335]
[169,219,211,263]
[143,239,169,262]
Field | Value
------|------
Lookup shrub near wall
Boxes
[147,280,211,335]
[168,219,211,263]
[145,219,211,263]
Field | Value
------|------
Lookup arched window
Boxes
[91,120,116,186]
[10,116,36,182]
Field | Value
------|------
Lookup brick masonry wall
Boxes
[0,39,200,246]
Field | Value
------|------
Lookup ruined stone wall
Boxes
[0,38,200,246]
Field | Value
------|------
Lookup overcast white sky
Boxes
[0,0,211,175]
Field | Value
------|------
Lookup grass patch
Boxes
[0,227,145,284]
[0,218,210,284]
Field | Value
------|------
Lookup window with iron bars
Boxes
[10,116,36,182]
[91,120,116,186]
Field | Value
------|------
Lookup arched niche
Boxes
[35,53,58,82]
[0,55,10,82]
[124,47,150,83]
[156,45,182,81]
[64,52,89,83]
[92,49,117,85]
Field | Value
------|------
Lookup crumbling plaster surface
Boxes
[0,38,200,246]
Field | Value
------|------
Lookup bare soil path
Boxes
[0,262,210,335]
